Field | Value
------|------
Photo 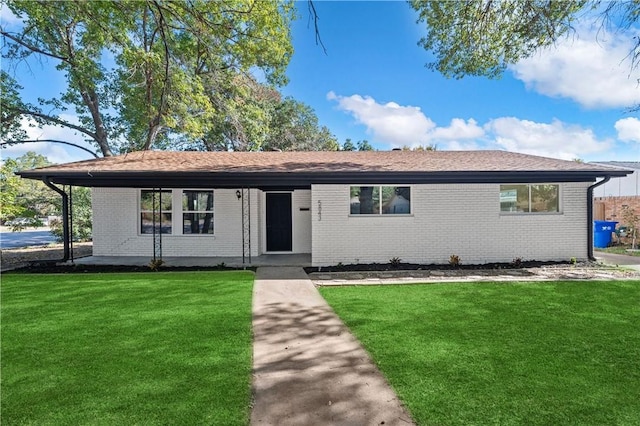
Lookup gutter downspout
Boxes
[42,177,70,262]
[587,176,611,261]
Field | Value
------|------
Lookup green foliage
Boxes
[2,272,254,425]
[342,139,356,151]
[49,186,92,242]
[410,0,588,78]
[401,144,437,151]
[620,205,639,249]
[0,152,58,227]
[2,0,296,156]
[341,138,374,151]
[0,71,29,142]
[147,258,165,271]
[263,97,338,151]
[356,140,374,151]
[188,80,338,152]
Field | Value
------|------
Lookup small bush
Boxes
[389,257,402,267]
[512,257,523,268]
[449,254,460,267]
[148,259,164,271]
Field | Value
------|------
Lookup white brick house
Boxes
[19,150,629,266]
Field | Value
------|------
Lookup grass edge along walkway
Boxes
[2,271,254,425]
[320,280,640,426]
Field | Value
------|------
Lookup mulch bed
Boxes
[304,260,576,274]
[4,263,252,274]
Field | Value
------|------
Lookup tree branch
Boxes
[5,107,98,140]
[0,140,100,158]
[307,0,327,55]
[144,0,172,150]
[0,30,70,62]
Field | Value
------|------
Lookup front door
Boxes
[266,192,292,252]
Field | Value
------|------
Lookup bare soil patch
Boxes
[1,242,93,272]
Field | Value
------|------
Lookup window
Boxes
[350,186,411,215]
[500,184,559,213]
[182,190,214,234]
[140,190,172,234]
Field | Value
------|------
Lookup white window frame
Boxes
[138,189,216,236]
[181,189,215,235]
[139,189,173,235]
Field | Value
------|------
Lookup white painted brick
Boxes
[311,183,590,266]
[92,188,257,257]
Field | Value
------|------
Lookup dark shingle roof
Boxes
[18,150,631,188]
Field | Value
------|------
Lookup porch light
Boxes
[236,190,242,200]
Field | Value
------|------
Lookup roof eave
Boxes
[16,169,631,188]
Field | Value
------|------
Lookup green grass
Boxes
[1,271,254,425]
[320,281,640,425]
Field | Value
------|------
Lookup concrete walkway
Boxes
[251,267,414,426]
[595,251,640,271]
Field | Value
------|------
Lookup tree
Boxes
[186,80,338,152]
[341,139,356,151]
[0,71,29,142]
[1,1,295,156]
[0,152,58,228]
[409,1,640,82]
[401,144,437,151]
[357,140,374,151]
[263,98,338,151]
[341,139,374,151]
[50,186,92,242]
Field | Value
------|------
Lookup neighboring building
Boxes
[591,162,640,222]
[18,150,630,266]
[591,162,639,197]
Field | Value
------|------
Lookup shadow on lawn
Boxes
[251,300,414,426]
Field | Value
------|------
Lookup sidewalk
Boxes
[595,251,640,271]
[251,266,414,426]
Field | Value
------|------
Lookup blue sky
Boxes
[2,1,640,164]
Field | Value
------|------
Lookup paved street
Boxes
[0,228,56,249]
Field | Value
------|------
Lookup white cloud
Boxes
[614,117,640,143]
[328,91,617,159]
[511,25,640,108]
[431,118,484,140]
[1,116,98,164]
[485,117,612,160]
[442,140,483,151]
[328,92,485,147]
[327,91,436,145]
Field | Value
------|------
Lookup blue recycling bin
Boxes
[594,220,618,248]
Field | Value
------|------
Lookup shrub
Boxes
[389,257,402,267]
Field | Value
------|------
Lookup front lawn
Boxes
[2,271,254,425]
[320,281,640,425]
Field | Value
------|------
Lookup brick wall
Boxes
[594,196,640,225]
[92,187,261,257]
[311,182,590,267]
